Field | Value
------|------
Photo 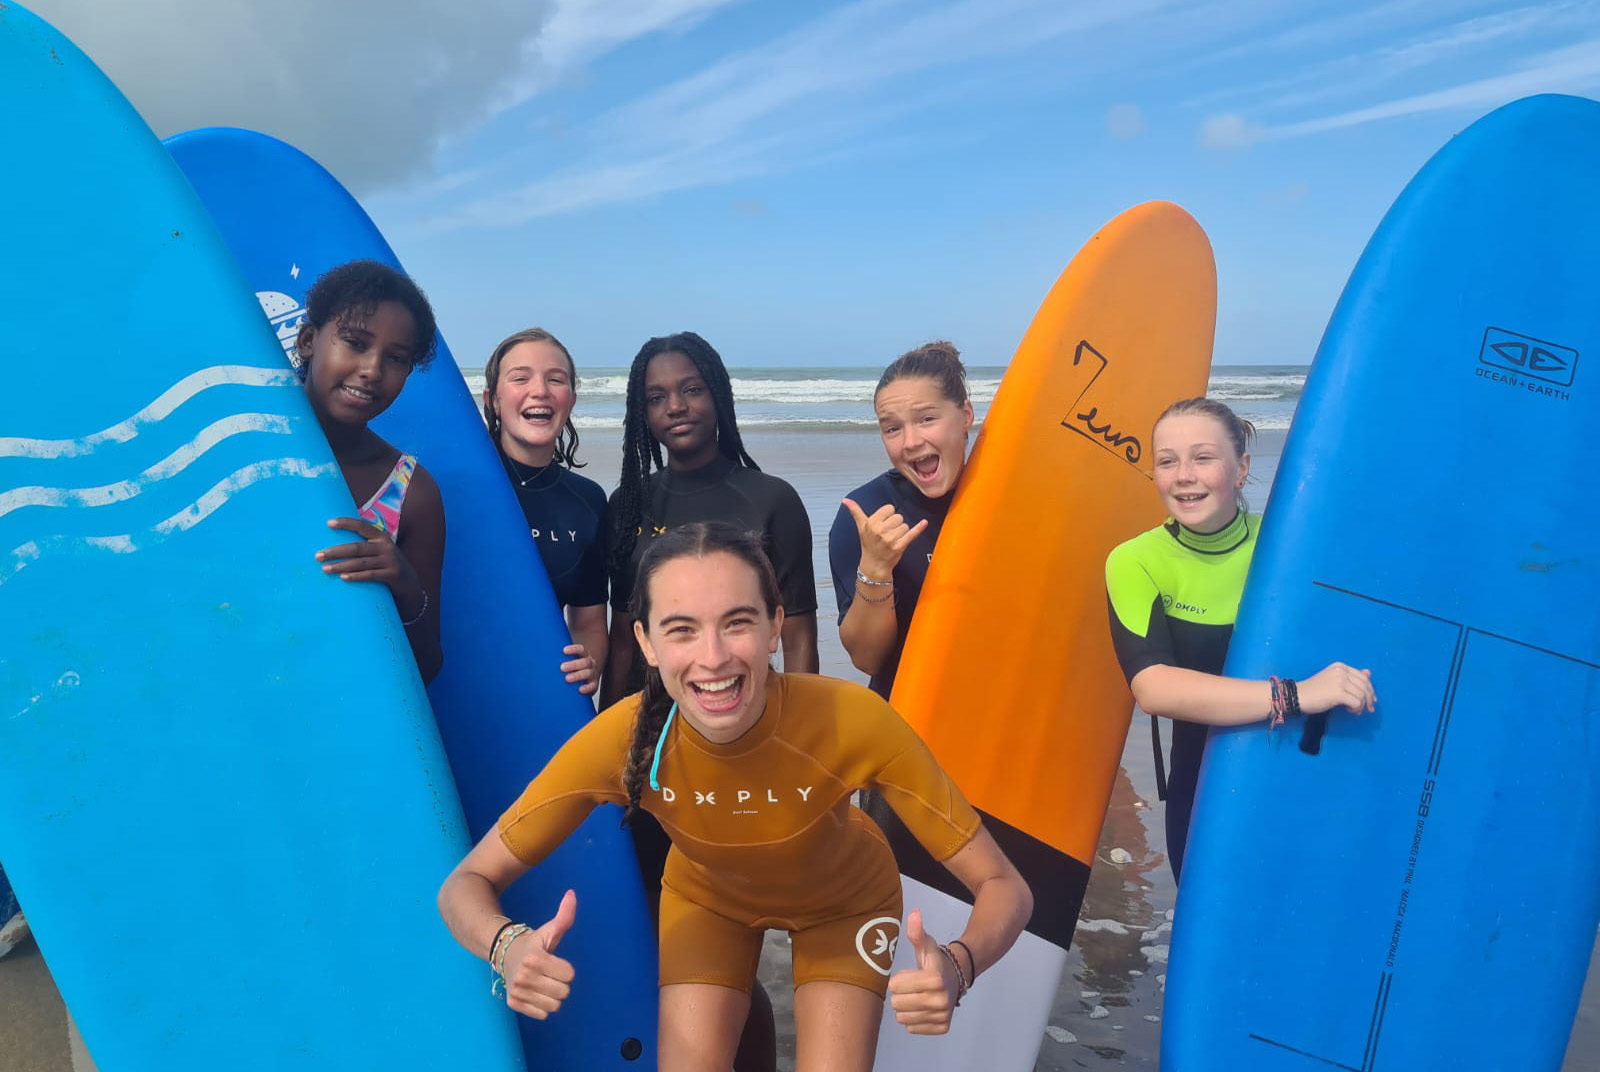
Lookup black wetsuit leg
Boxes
[1163,718,1211,882]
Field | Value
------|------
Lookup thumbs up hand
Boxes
[887,908,960,1035]
[504,889,578,1021]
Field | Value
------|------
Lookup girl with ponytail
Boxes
[1105,397,1377,879]
[439,522,1032,1071]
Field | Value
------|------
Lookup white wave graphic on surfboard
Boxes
[0,366,331,586]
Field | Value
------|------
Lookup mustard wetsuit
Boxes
[499,672,982,996]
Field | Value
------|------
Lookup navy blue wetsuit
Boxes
[499,454,608,610]
[827,470,950,699]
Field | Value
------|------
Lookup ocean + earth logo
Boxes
[1476,326,1578,399]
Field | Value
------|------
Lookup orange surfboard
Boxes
[872,202,1215,1071]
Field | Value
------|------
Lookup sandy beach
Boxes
[4,421,1598,1071]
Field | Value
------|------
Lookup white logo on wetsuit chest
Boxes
[655,784,815,814]
[529,528,579,542]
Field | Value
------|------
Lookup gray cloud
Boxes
[27,0,556,192]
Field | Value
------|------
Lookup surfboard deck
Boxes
[873,201,1216,1069]
[166,126,659,1069]
[0,6,521,1068]
[1165,94,1600,1071]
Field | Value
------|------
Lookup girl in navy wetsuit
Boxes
[482,328,608,696]
[1104,397,1377,879]
[829,341,974,698]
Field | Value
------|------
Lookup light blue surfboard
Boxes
[1164,94,1600,1070]
[167,127,659,1068]
[0,5,522,1068]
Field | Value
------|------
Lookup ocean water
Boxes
[461,363,1308,434]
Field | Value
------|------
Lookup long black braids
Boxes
[618,522,782,825]
[607,332,760,585]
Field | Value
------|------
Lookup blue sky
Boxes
[38,0,1600,367]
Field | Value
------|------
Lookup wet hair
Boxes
[1154,396,1257,511]
[294,260,438,381]
[873,339,968,406]
[1153,396,1255,458]
[607,332,759,584]
[620,522,781,825]
[481,327,584,469]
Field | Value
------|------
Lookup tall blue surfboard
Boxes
[0,5,522,1068]
[167,127,659,1068]
[1164,94,1600,1070]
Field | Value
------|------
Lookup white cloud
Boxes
[1261,38,1600,139]
[501,0,745,108]
[1190,2,1598,116]
[426,0,1179,226]
[26,0,556,191]
[1107,103,1146,140]
[1201,113,1265,148]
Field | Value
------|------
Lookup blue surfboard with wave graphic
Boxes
[0,4,523,1069]
[166,127,659,1069]
[1164,94,1600,1070]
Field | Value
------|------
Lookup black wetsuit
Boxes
[606,453,817,903]
[1104,509,1259,880]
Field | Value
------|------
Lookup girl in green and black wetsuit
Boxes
[1104,397,1378,880]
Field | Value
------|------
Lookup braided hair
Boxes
[607,332,760,585]
[620,522,782,825]
[481,327,585,469]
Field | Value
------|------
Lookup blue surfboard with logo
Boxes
[0,5,522,1068]
[1164,94,1600,1070]
[167,127,659,1069]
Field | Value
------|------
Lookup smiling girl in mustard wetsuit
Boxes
[1104,397,1378,879]
[438,522,1032,1071]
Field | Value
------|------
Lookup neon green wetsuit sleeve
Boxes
[1105,535,1176,684]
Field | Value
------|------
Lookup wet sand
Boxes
[4,425,1598,1070]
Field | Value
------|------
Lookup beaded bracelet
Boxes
[490,922,533,998]
[936,943,970,1006]
[853,583,895,604]
[855,569,893,587]
[949,939,976,988]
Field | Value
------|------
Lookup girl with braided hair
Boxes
[598,332,819,1068]
[600,332,818,709]
[438,522,1032,1071]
